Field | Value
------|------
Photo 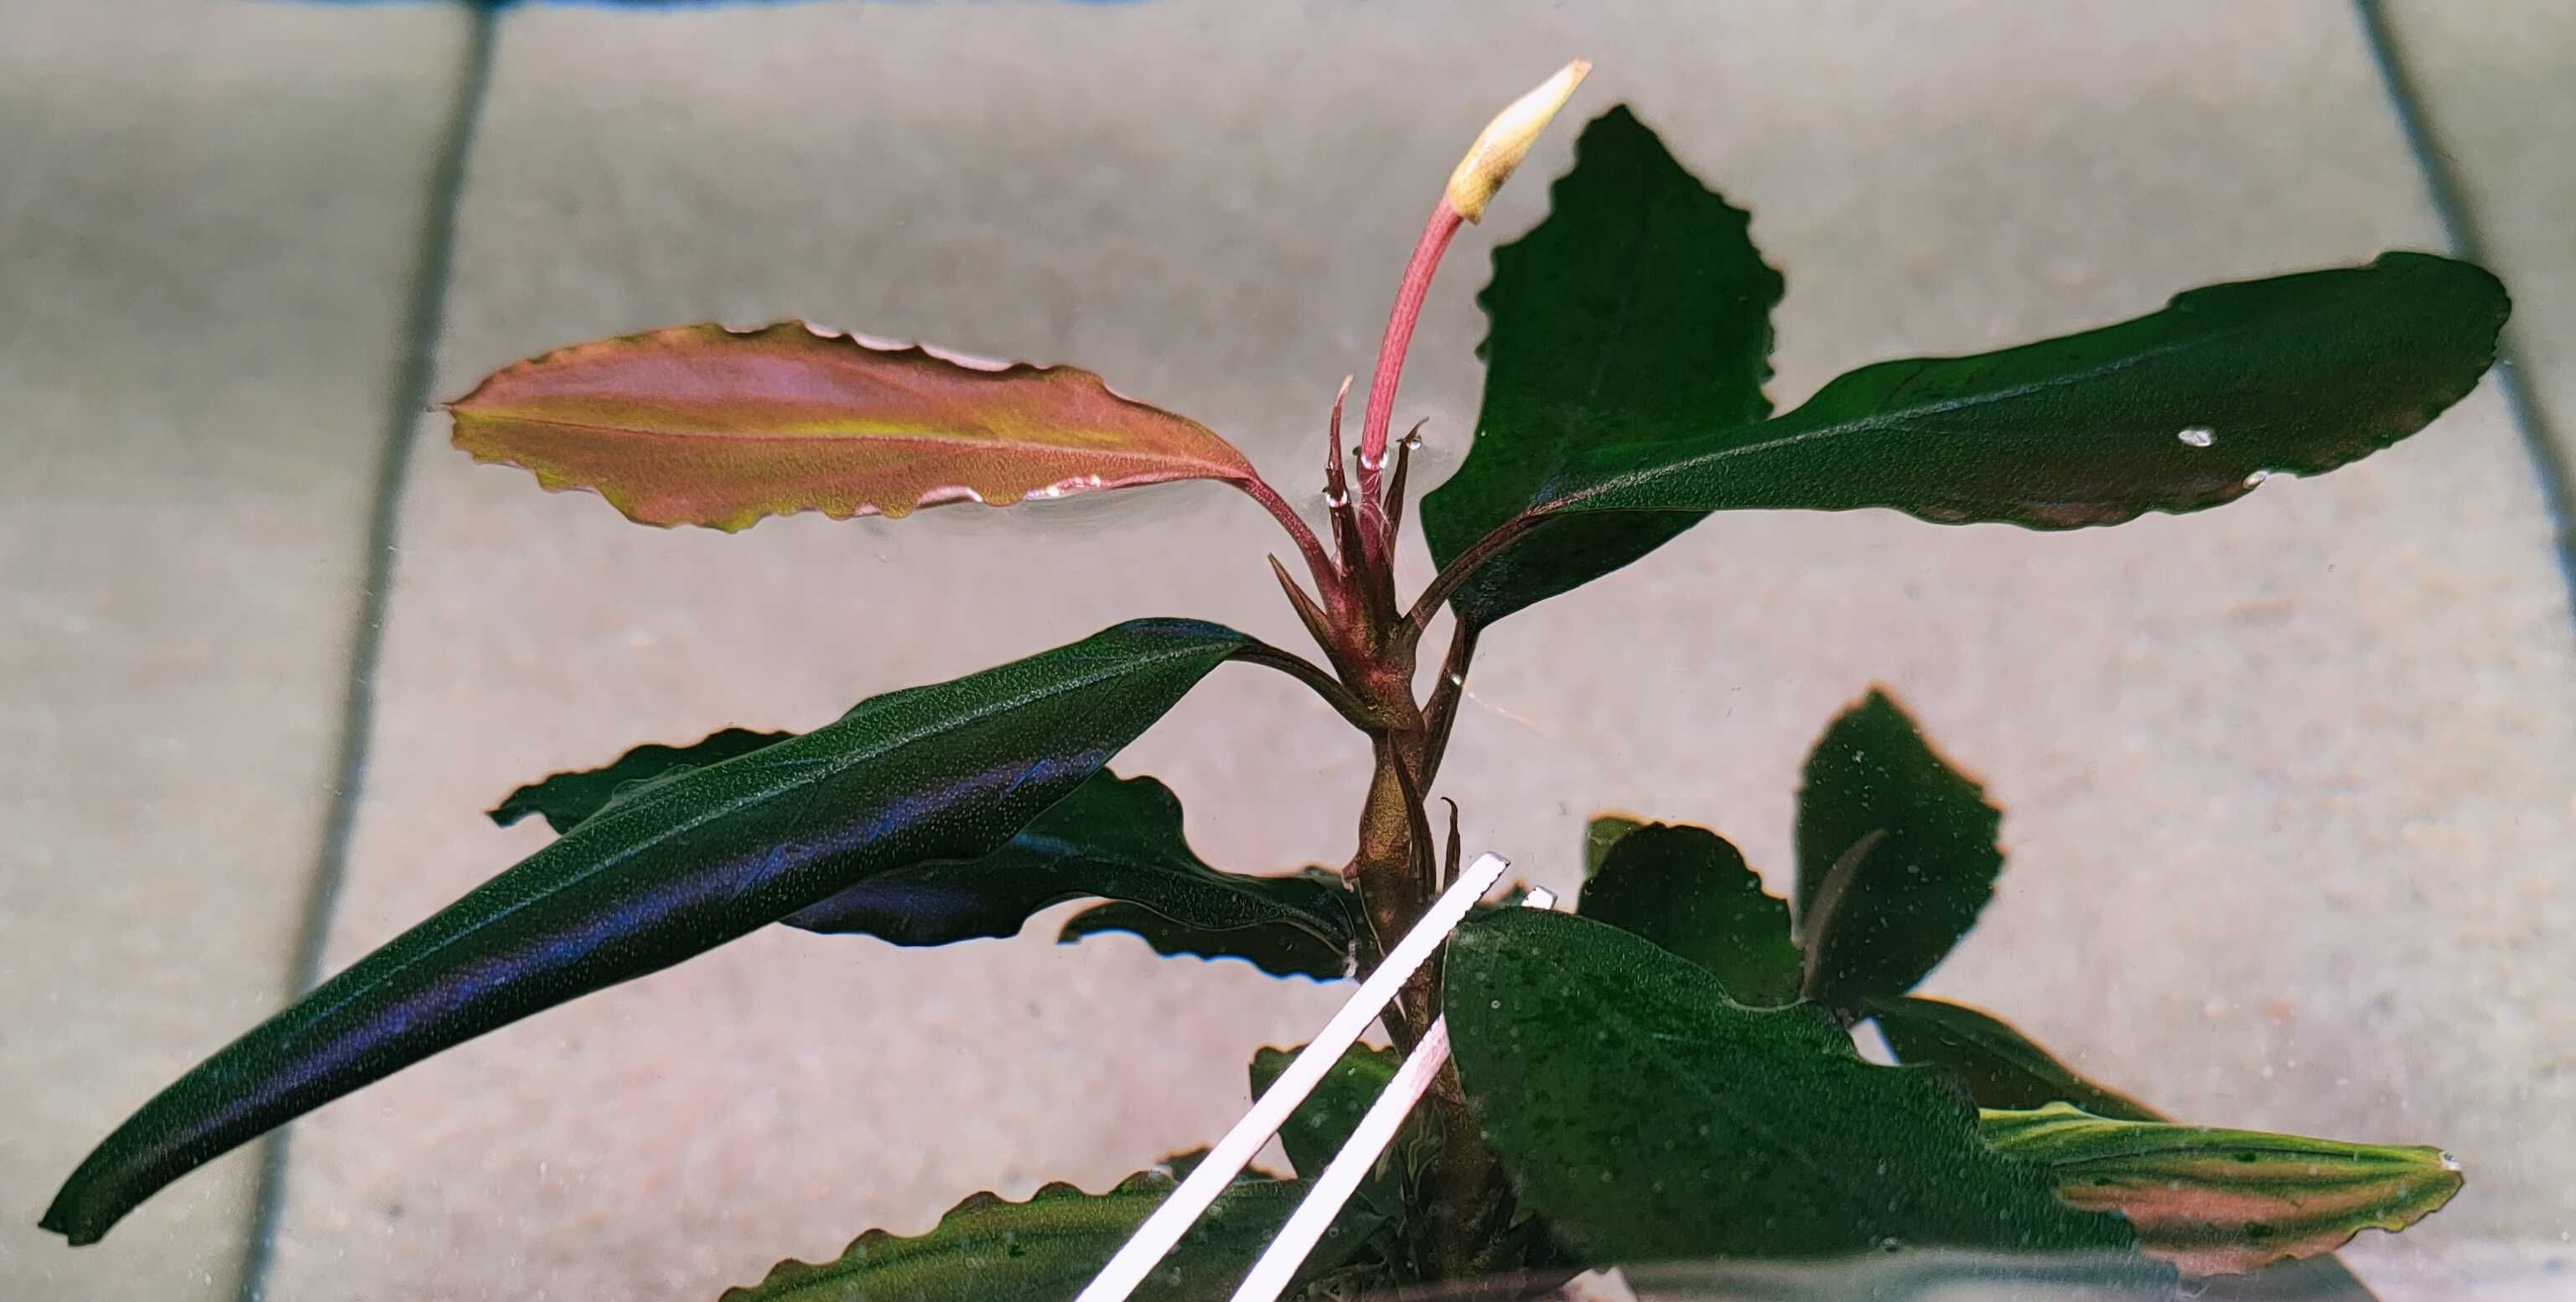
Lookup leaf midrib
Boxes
[469,411,1252,477]
[288,630,1235,1033]
[1539,267,2383,511]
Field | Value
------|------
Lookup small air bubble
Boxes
[2244,469,2271,488]
[1402,431,1424,450]
[2439,1150,2461,1171]
[1323,488,1350,508]
[2179,427,2216,448]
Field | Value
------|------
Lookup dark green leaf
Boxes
[1871,996,2159,1122]
[781,775,1358,962]
[1580,814,1644,879]
[1983,1104,2462,1278]
[502,743,1361,965]
[719,1171,1339,1302]
[1444,909,2133,1263]
[1793,688,2000,1009]
[43,619,1252,1246]
[1250,1042,1424,1185]
[489,727,794,833]
[1422,105,1783,625]
[1577,822,1802,1006]
[1059,898,1353,980]
[1538,253,2505,527]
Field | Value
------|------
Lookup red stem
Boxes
[1356,198,1466,563]
[1237,474,1339,597]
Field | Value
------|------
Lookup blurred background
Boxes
[3,1,2571,1299]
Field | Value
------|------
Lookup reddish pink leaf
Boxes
[446,322,1256,531]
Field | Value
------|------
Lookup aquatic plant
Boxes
[46,60,2495,1298]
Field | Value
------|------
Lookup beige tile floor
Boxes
[0,3,473,1300]
[2378,0,2576,557]
[5,3,2571,1301]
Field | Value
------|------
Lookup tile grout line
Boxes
[2356,0,2576,625]
[230,5,502,1300]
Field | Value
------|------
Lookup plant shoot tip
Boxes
[1446,59,1592,223]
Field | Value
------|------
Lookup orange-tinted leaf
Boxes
[447,323,1256,531]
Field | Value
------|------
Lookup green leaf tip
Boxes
[1577,821,1802,1006]
[1984,1103,2464,1278]
[1579,813,1646,878]
[1795,687,2002,1009]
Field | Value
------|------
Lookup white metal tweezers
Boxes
[1072,852,1547,1302]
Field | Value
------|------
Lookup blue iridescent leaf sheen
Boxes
[44,619,1249,1245]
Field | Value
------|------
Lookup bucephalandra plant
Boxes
[46,60,2501,1299]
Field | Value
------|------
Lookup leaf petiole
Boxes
[1236,472,1340,599]
[1226,640,1381,734]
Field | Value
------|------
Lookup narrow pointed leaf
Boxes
[1794,688,2001,1009]
[719,1171,1345,1302]
[447,322,1257,531]
[42,620,1250,1245]
[1580,813,1645,879]
[1872,996,2158,1122]
[1059,895,1355,981]
[1423,106,1783,625]
[1537,253,2505,527]
[1577,822,1802,1006]
[1982,1104,2463,1278]
[1445,909,2134,1263]
[1874,1002,2386,1301]
[490,727,793,833]
[778,775,1359,959]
